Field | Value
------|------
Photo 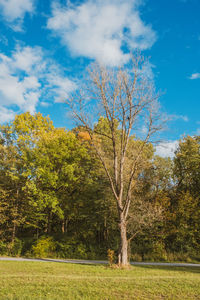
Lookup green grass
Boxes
[0,261,200,299]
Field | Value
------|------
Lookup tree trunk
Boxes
[118,216,129,266]
[11,189,19,244]
[61,218,69,233]
[47,210,52,234]
[11,221,16,244]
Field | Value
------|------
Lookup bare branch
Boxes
[66,53,165,266]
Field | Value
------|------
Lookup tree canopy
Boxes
[0,114,199,262]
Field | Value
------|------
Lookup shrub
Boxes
[55,241,76,258]
[56,240,88,259]
[144,242,167,261]
[0,241,8,255]
[75,244,88,259]
[131,253,143,262]
[32,236,56,258]
[168,252,192,263]
[107,249,115,265]
[21,237,36,256]
[7,238,23,256]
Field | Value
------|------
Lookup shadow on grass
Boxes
[30,258,106,267]
[41,258,200,274]
[133,264,200,274]
[3,257,200,273]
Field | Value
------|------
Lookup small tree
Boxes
[67,54,165,266]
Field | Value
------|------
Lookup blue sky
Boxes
[0,0,199,156]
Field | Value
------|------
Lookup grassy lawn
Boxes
[0,261,200,299]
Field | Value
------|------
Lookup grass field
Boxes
[0,261,200,299]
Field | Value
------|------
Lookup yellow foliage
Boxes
[78,131,91,141]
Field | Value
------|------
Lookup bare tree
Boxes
[67,53,165,266]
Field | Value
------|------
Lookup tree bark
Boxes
[62,220,65,233]
[61,218,69,233]
[118,215,128,266]
[12,189,19,244]
[47,210,52,234]
[11,221,16,244]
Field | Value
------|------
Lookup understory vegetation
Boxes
[0,112,200,262]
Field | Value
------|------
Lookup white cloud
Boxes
[189,73,200,80]
[0,47,42,114]
[0,46,76,123]
[140,62,155,80]
[196,128,200,135]
[0,0,34,21]
[0,0,35,31]
[179,115,188,122]
[155,141,179,158]
[171,114,189,122]
[47,0,156,66]
[46,74,77,103]
[13,46,44,73]
[0,107,15,123]
[141,125,148,135]
[0,35,8,46]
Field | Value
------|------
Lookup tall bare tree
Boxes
[67,53,164,266]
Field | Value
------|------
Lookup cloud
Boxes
[0,0,35,31]
[170,114,189,122]
[0,107,15,123]
[195,128,200,135]
[155,140,179,158]
[137,61,156,81]
[189,73,200,80]
[0,34,8,46]
[13,46,44,73]
[0,45,76,123]
[47,0,156,66]
[46,73,76,103]
[141,125,148,135]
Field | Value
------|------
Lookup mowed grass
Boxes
[0,261,200,299]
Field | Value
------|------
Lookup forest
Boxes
[0,111,200,262]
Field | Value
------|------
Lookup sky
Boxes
[0,0,199,157]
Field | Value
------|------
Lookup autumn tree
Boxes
[0,113,54,243]
[172,135,200,253]
[29,127,92,235]
[174,135,200,197]
[67,54,164,266]
[0,135,24,243]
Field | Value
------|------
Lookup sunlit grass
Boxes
[0,261,200,299]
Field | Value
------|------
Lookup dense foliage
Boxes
[0,113,199,262]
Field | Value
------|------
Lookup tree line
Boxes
[0,112,199,262]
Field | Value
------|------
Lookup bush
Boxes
[107,249,115,265]
[21,237,36,256]
[131,253,143,262]
[56,240,88,259]
[7,238,23,256]
[144,242,167,261]
[55,241,74,258]
[32,236,56,258]
[0,241,8,255]
[75,244,88,259]
[167,252,192,263]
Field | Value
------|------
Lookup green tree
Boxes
[29,127,91,234]
[172,135,200,253]
[0,117,33,243]
[174,135,200,196]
